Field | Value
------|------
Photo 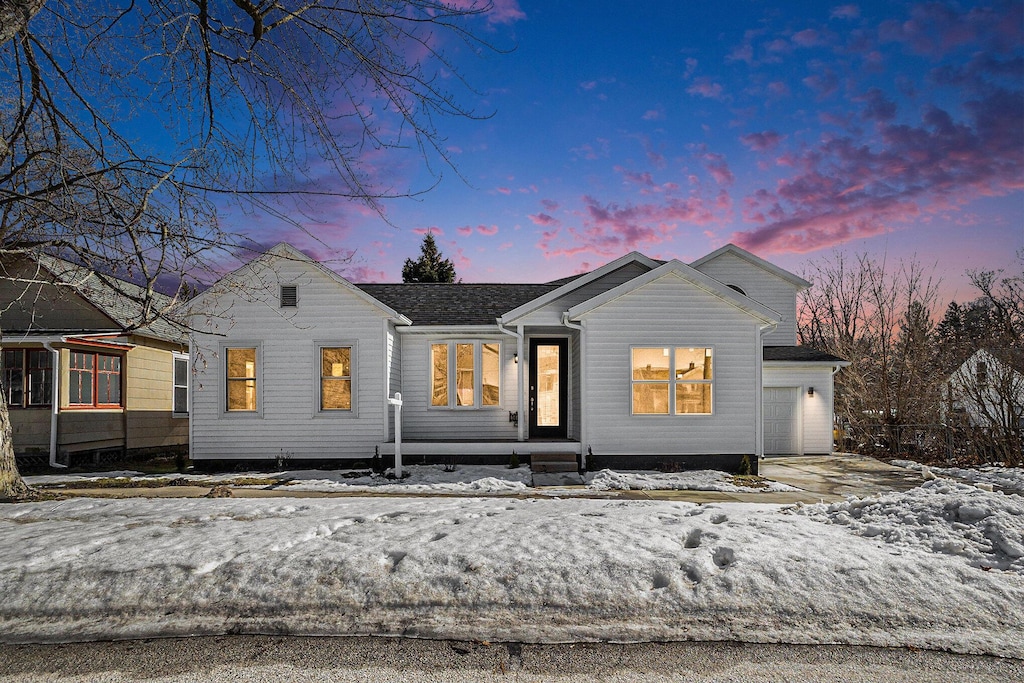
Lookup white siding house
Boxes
[187,243,846,471]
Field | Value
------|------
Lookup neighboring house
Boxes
[187,243,847,472]
[0,253,189,467]
[945,348,1024,430]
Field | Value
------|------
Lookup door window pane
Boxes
[536,344,560,426]
[430,343,448,406]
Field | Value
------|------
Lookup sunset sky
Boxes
[233,0,1023,308]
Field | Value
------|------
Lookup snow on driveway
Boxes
[1,481,1021,657]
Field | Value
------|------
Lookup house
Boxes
[0,253,189,467]
[186,243,847,473]
[945,348,1024,432]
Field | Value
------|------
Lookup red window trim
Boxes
[68,350,123,408]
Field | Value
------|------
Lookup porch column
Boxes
[517,325,525,442]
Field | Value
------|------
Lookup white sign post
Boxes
[388,392,403,478]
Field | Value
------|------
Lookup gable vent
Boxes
[280,285,298,307]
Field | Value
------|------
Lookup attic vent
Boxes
[727,284,747,296]
[280,285,298,307]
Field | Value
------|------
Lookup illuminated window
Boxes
[69,351,122,407]
[320,346,352,411]
[431,341,501,408]
[631,347,713,415]
[226,347,257,411]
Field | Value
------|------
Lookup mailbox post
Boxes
[388,392,403,478]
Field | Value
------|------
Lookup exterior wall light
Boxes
[807,386,815,396]
[513,353,518,364]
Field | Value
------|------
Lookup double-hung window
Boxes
[631,347,713,415]
[226,347,258,411]
[320,346,353,411]
[69,351,122,407]
[173,353,189,415]
[430,341,500,408]
[2,349,53,408]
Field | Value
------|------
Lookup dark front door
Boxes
[529,338,568,439]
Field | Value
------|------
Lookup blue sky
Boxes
[234,0,1023,307]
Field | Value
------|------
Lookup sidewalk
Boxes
[36,454,927,504]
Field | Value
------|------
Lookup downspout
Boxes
[756,322,778,461]
[41,342,65,468]
[561,312,586,469]
[496,321,525,442]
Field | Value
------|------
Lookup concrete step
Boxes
[531,461,579,473]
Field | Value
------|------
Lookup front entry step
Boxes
[530,452,583,486]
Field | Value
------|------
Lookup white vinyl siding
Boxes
[190,257,392,460]
[691,251,801,346]
[513,262,654,326]
[579,273,759,456]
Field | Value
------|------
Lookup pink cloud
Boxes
[831,4,860,20]
[496,186,512,195]
[443,0,525,25]
[615,166,655,187]
[731,89,1024,254]
[529,213,560,227]
[541,199,560,211]
[699,151,734,186]
[498,242,514,250]
[413,226,443,236]
[767,81,791,98]
[580,80,597,90]
[457,226,473,236]
[642,108,665,121]
[686,78,725,100]
[740,130,784,152]
[792,28,823,47]
[477,224,499,236]
[343,266,389,283]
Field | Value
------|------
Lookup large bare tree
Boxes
[799,252,942,451]
[0,0,511,497]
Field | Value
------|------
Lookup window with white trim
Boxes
[173,353,189,415]
[430,341,500,408]
[226,347,257,411]
[631,346,713,415]
[320,346,352,411]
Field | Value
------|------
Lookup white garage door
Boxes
[764,387,799,455]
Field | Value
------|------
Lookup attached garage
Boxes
[762,346,849,456]
[763,387,799,455]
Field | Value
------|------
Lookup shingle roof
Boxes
[763,346,847,363]
[356,283,561,326]
[34,254,188,343]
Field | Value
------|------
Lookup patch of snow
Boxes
[1,486,1022,656]
[891,460,1024,493]
[585,469,799,492]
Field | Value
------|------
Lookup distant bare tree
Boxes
[0,0,511,497]
[800,252,941,451]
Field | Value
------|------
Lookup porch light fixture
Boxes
[513,353,518,364]
[807,386,815,396]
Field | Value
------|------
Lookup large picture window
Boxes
[69,351,122,407]
[2,349,52,408]
[431,341,501,408]
[226,347,257,411]
[632,347,713,415]
[320,346,352,411]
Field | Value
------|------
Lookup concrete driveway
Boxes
[759,453,926,500]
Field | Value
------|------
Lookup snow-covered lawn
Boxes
[25,465,796,495]
[1,480,1022,657]
[892,460,1024,493]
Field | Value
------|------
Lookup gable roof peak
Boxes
[690,243,810,289]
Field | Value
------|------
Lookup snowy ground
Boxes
[892,460,1024,494]
[1,480,1022,657]
[25,465,796,495]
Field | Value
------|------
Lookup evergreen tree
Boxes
[402,233,457,283]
